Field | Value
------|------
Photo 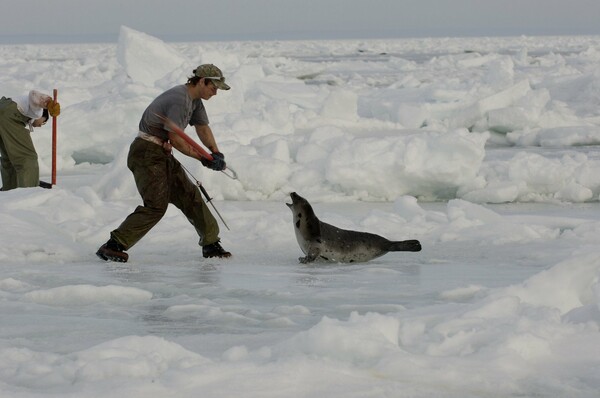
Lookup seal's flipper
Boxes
[388,240,422,252]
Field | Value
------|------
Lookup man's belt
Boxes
[138,131,166,145]
[137,131,172,153]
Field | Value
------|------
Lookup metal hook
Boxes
[221,166,238,180]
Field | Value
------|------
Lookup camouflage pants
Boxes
[111,137,219,250]
[0,97,39,190]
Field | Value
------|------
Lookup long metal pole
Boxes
[180,162,230,231]
[51,88,57,185]
[197,181,230,231]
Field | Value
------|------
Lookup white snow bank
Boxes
[117,26,189,86]
[1,335,208,389]
[2,30,599,202]
[500,251,600,314]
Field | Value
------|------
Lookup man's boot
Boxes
[96,238,129,262]
[202,240,231,258]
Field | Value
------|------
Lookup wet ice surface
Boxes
[0,205,541,333]
[3,188,600,397]
[1,197,597,348]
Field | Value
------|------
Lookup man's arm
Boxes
[168,130,203,160]
[167,124,225,170]
[194,124,220,153]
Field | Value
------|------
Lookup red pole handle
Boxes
[51,88,57,185]
[157,114,214,161]
[156,114,238,180]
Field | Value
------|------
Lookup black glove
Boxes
[201,152,226,171]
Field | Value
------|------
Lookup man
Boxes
[0,90,60,190]
[96,64,232,263]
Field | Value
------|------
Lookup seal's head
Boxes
[287,192,320,241]
[287,192,305,209]
[287,192,315,216]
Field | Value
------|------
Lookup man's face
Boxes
[199,78,218,100]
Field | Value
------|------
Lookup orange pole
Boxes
[51,88,57,185]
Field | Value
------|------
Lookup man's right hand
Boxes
[201,152,226,171]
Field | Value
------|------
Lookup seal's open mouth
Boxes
[287,192,299,208]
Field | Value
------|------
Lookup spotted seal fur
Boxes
[287,192,421,263]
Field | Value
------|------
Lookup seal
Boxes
[287,192,422,263]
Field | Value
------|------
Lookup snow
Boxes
[1,27,600,396]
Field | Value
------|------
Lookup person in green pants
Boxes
[96,64,232,263]
[0,90,61,190]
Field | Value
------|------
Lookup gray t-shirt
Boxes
[138,85,209,140]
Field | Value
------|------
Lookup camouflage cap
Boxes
[194,64,230,90]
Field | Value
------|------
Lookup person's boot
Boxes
[39,181,52,189]
[96,238,128,262]
[202,240,231,258]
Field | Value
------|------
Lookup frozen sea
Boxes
[1,27,600,397]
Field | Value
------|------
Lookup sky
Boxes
[2,0,600,44]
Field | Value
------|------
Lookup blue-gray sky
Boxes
[2,0,600,43]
